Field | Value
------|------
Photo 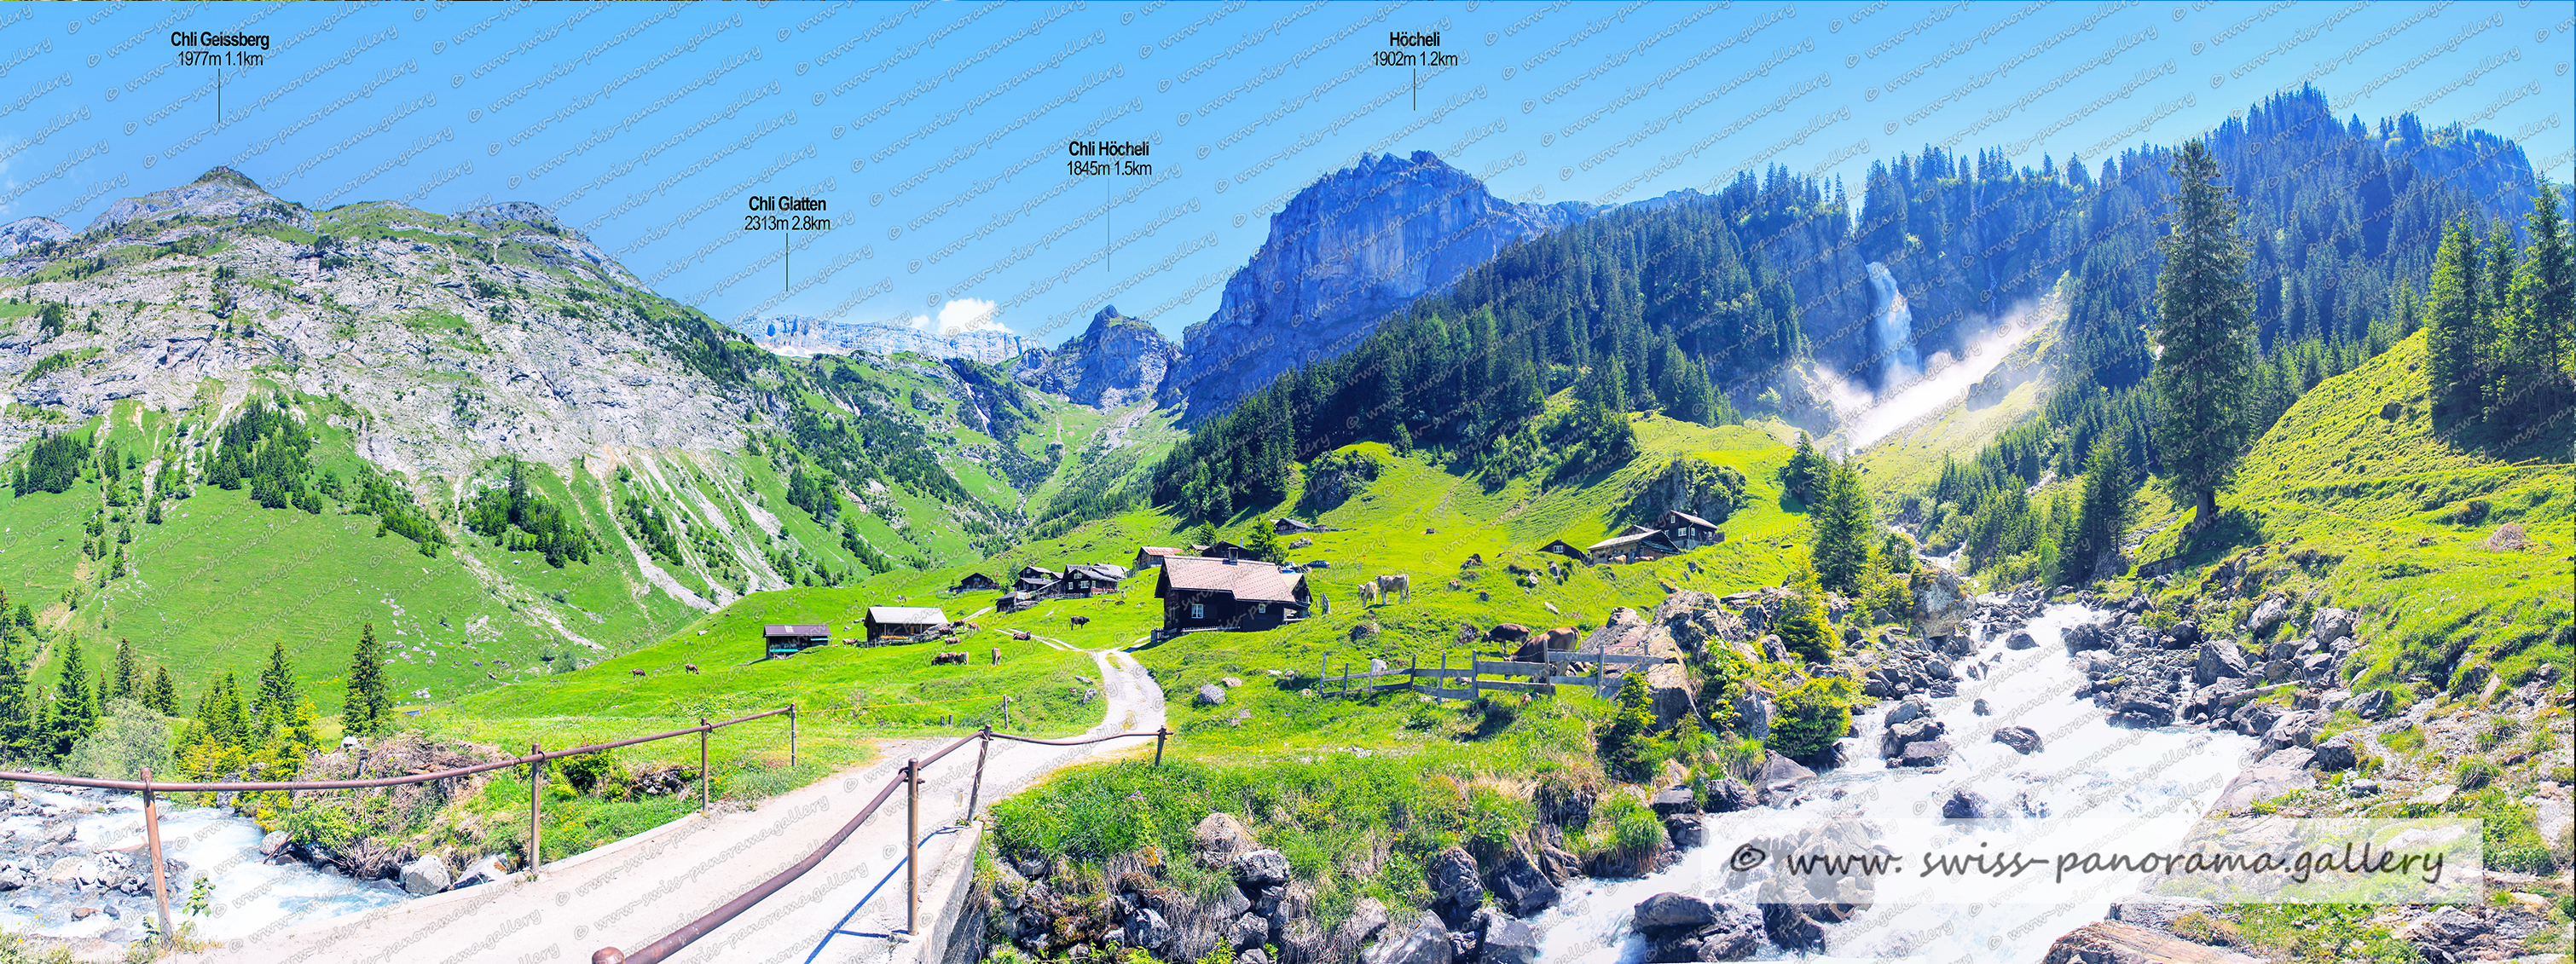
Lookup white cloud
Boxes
[935,298,1004,336]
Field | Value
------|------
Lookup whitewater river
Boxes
[1532,603,2258,962]
[0,788,409,943]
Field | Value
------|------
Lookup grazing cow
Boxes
[931,651,969,665]
[1375,574,1411,603]
[1360,582,1380,605]
[1070,615,1091,628]
[990,648,1002,665]
[1010,630,1033,641]
[1539,626,1581,651]
[1446,579,1462,591]
[1487,623,1534,644]
[684,663,700,674]
[630,668,646,677]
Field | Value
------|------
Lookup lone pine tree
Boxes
[2149,140,2258,528]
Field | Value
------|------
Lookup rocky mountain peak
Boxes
[95,166,310,234]
[1010,304,1178,408]
[1157,151,1584,418]
[0,216,71,257]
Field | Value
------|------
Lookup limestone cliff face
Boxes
[1159,152,1584,419]
[1010,305,1177,408]
[738,314,1028,364]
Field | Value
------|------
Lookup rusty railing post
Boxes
[788,704,798,769]
[528,742,544,879]
[698,718,711,816]
[905,758,921,935]
[143,767,173,944]
[962,729,990,824]
[1154,726,1168,766]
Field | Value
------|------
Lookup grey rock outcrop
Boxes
[1010,306,1180,407]
[399,856,451,896]
[1162,152,1586,418]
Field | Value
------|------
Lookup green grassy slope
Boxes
[2127,331,2572,697]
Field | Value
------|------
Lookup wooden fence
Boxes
[1315,648,1673,700]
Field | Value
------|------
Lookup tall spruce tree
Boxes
[2423,221,2486,420]
[1775,562,1835,665]
[2508,188,2574,422]
[143,665,179,716]
[254,638,297,734]
[2059,438,2135,586]
[1810,460,1875,595]
[344,623,389,739]
[45,642,97,760]
[2148,140,2259,527]
[0,640,28,763]
[111,639,138,701]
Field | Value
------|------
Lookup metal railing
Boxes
[591,724,1171,964]
[0,705,800,944]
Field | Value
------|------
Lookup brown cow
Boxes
[1487,623,1533,643]
[1010,630,1032,641]
[931,651,969,665]
[630,668,646,677]
[684,663,700,674]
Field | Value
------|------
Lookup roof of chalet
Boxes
[1585,531,1670,552]
[1157,556,1303,603]
[1663,510,1721,530]
[1066,563,1129,581]
[866,607,951,625]
[763,624,830,636]
[1137,545,1180,557]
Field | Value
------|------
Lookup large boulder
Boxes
[2346,688,2394,719]
[1326,898,1392,964]
[1484,849,1559,918]
[2243,596,2290,637]
[1232,850,1293,889]
[1730,685,1775,740]
[1991,726,2044,754]
[1896,739,1953,768]
[1195,684,1228,707]
[2062,622,2110,653]
[399,856,451,897]
[1535,781,1596,828]
[1940,788,1991,819]
[1700,778,1756,814]
[1363,912,1453,964]
[1479,916,1543,964]
[2309,734,2359,771]
[2005,631,2038,650]
[1426,846,1484,927]
[2192,640,2249,686]
[2163,621,2202,648]
[1884,696,1933,725]
[1126,908,1174,952]
[1911,566,1968,638]
[2041,921,2265,963]
[1633,892,1717,932]
[1195,813,1261,868]
[2307,608,2358,647]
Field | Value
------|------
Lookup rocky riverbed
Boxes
[0,787,414,944]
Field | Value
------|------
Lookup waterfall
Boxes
[1866,262,1919,384]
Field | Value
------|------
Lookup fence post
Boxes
[905,758,920,935]
[1317,655,1326,696]
[1592,634,1603,696]
[142,767,172,944]
[528,742,543,880]
[699,718,711,816]
[964,730,991,823]
[1439,652,1449,701]
[1154,726,1168,765]
[788,704,798,769]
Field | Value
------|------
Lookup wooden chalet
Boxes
[1012,565,1062,593]
[1657,510,1723,550]
[763,624,831,659]
[1579,510,1727,565]
[1272,517,1319,534]
[863,606,951,643]
[1154,555,1310,635]
[1057,563,1126,597]
[1200,540,1253,561]
[1133,546,1181,569]
[952,572,1002,592]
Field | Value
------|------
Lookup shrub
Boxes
[62,699,175,780]
[1767,677,1860,760]
[556,749,623,795]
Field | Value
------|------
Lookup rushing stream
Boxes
[0,787,410,943]
[1532,603,2257,963]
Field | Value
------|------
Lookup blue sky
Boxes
[4,1,2569,347]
